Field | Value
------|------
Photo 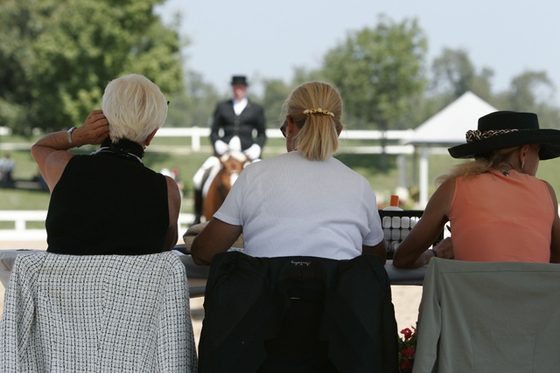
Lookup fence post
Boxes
[191,127,201,152]
[15,219,26,231]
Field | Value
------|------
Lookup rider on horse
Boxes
[191,75,267,225]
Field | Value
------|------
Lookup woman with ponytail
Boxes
[192,81,385,265]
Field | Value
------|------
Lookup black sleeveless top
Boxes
[46,140,169,255]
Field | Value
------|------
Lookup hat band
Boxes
[465,128,519,143]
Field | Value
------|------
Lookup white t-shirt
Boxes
[214,151,384,260]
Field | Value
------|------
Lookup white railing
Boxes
[1,128,416,154]
[155,127,415,152]
[0,211,195,241]
[0,211,47,240]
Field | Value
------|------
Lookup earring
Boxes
[521,160,525,169]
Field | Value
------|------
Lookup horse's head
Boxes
[219,151,249,187]
[202,151,250,221]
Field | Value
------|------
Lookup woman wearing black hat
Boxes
[393,111,560,268]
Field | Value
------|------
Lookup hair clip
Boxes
[303,108,335,117]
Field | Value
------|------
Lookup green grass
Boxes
[3,136,560,213]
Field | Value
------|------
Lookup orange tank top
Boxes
[449,170,554,262]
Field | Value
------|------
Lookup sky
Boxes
[155,0,560,106]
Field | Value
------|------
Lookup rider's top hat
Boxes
[231,76,248,86]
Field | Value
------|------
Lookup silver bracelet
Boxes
[67,127,77,148]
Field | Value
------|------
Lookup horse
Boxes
[202,151,249,222]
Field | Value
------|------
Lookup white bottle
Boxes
[383,195,403,211]
[382,195,404,229]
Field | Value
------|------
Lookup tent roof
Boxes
[409,91,498,146]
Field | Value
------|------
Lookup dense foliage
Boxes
[0,0,184,134]
[322,15,428,131]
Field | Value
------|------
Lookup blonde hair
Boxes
[283,82,343,161]
[436,146,521,185]
[102,74,168,144]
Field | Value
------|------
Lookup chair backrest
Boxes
[378,210,444,259]
[413,258,560,373]
[198,251,399,373]
[0,252,197,373]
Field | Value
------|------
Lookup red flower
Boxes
[400,328,413,340]
[402,346,415,357]
[398,325,417,373]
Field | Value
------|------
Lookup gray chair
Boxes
[413,258,560,373]
[0,252,197,373]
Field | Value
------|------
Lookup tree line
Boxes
[1,1,558,136]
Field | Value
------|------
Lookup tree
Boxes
[430,48,493,102]
[322,15,427,132]
[496,71,560,129]
[503,71,555,110]
[321,15,427,170]
[0,0,184,134]
[166,71,221,128]
[261,79,292,128]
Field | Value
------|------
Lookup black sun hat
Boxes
[448,111,560,160]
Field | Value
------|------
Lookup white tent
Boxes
[409,92,498,206]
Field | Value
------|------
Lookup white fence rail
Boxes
[156,127,415,153]
[1,127,416,154]
[0,211,195,241]
[0,211,47,240]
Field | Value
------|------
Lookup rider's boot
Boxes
[190,188,203,226]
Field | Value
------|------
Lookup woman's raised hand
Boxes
[74,110,110,146]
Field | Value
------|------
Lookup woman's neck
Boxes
[494,161,518,177]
